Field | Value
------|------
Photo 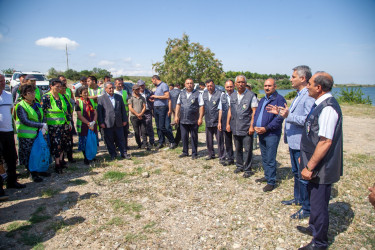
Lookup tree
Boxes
[47,67,62,78]
[2,68,15,74]
[152,33,225,85]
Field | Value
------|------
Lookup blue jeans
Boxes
[154,106,175,145]
[259,134,280,185]
[289,148,310,212]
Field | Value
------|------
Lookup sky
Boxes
[0,0,374,85]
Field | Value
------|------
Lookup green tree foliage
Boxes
[46,67,112,81]
[337,87,372,105]
[153,33,225,85]
[2,68,15,74]
[284,90,297,100]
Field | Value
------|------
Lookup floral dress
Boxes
[75,98,98,151]
[41,94,72,158]
[17,102,44,169]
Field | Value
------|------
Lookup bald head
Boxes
[312,71,334,92]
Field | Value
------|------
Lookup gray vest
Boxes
[170,88,181,111]
[300,97,343,184]
[180,90,200,125]
[229,90,255,136]
[202,90,221,127]
[220,93,230,131]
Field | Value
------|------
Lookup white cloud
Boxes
[89,52,96,57]
[35,36,79,50]
[110,68,153,77]
[98,60,115,66]
[123,57,132,63]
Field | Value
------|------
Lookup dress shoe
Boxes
[32,175,43,183]
[156,144,164,149]
[110,156,116,161]
[234,168,243,174]
[226,160,234,165]
[6,181,26,189]
[205,156,215,160]
[121,154,131,160]
[169,143,177,149]
[243,172,254,178]
[0,193,9,201]
[291,208,311,219]
[84,158,90,165]
[179,153,189,158]
[191,155,198,160]
[255,177,267,183]
[281,198,300,206]
[38,172,51,177]
[263,184,274,192]
[298,241,327,250]
[219,159,227,165]
[68,158,76,163]
[296,226,313,236]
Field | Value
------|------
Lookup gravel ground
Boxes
[0,109,374,250]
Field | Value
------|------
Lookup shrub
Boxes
[336,87,372,105]
[284,90,297,100]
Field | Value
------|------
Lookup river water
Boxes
[259,87,375,106]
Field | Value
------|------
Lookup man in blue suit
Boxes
[267,65,315,219]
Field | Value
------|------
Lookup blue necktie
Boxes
[307,103,317,119]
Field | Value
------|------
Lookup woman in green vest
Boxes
[41,79,72,174]
[15,84,49,182]
[75,86,98,165]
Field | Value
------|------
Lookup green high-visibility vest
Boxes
[119,89,129,113]
[66,88,72,100]
[88,87,103,97]
[35,88,41,103]
[15,100,44,139]
[45,92,68,125]
[76,99,98,133]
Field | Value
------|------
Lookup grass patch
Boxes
[41,188,60,198]
[152,168,162,175]
[132,158,143,165]
[106,217,125,226]
[130,167,144,176]
[6,221,32,237]
[124,233,146,243]
[110,199,142,219]
[32,243,45,250]
[203,165,212,170]
[103,171,127,181]
[29,214,51,224]
[20,232,42,246]
[69,179,88,185]
[143,221,156,230]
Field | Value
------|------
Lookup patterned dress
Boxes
[41,94,72,158]
[16,102,44,170]
[75,98,98,151]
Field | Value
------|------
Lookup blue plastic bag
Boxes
[29,131,50,172]
[85,129,97,160]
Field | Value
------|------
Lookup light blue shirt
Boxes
[255,92,274,127]
[107,93,116,108]
[154,81,169,107]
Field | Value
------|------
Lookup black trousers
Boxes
[130,116,147,147]
[223,130,234,161]
[308,182,332,248]
[144,110,155,144]
[123,122,129,149]
[206,126,224,159]
[233,134,253,173]
[104,126,126,157]
[180,123,198,156]
[174,122,181,145]
[0,131,18,183]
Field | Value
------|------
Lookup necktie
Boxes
[307,103,317,119]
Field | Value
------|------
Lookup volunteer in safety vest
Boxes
[60,81,76,164]
[75,86,98,165]
[41,78,72,174]
[15,84,49,183]
[114,78,129,150]
[87,76,103,102]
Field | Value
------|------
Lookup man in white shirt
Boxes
[297,72,343,250]
[0,74,26,198]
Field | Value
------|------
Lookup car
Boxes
[4,74,12,84]
[71,81,81,95]
[10,71,50,94]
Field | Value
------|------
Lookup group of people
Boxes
[0,64,361,250]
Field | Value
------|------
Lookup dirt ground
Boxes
[0,105,374,249]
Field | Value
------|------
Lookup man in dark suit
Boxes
[97,82,130,160]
